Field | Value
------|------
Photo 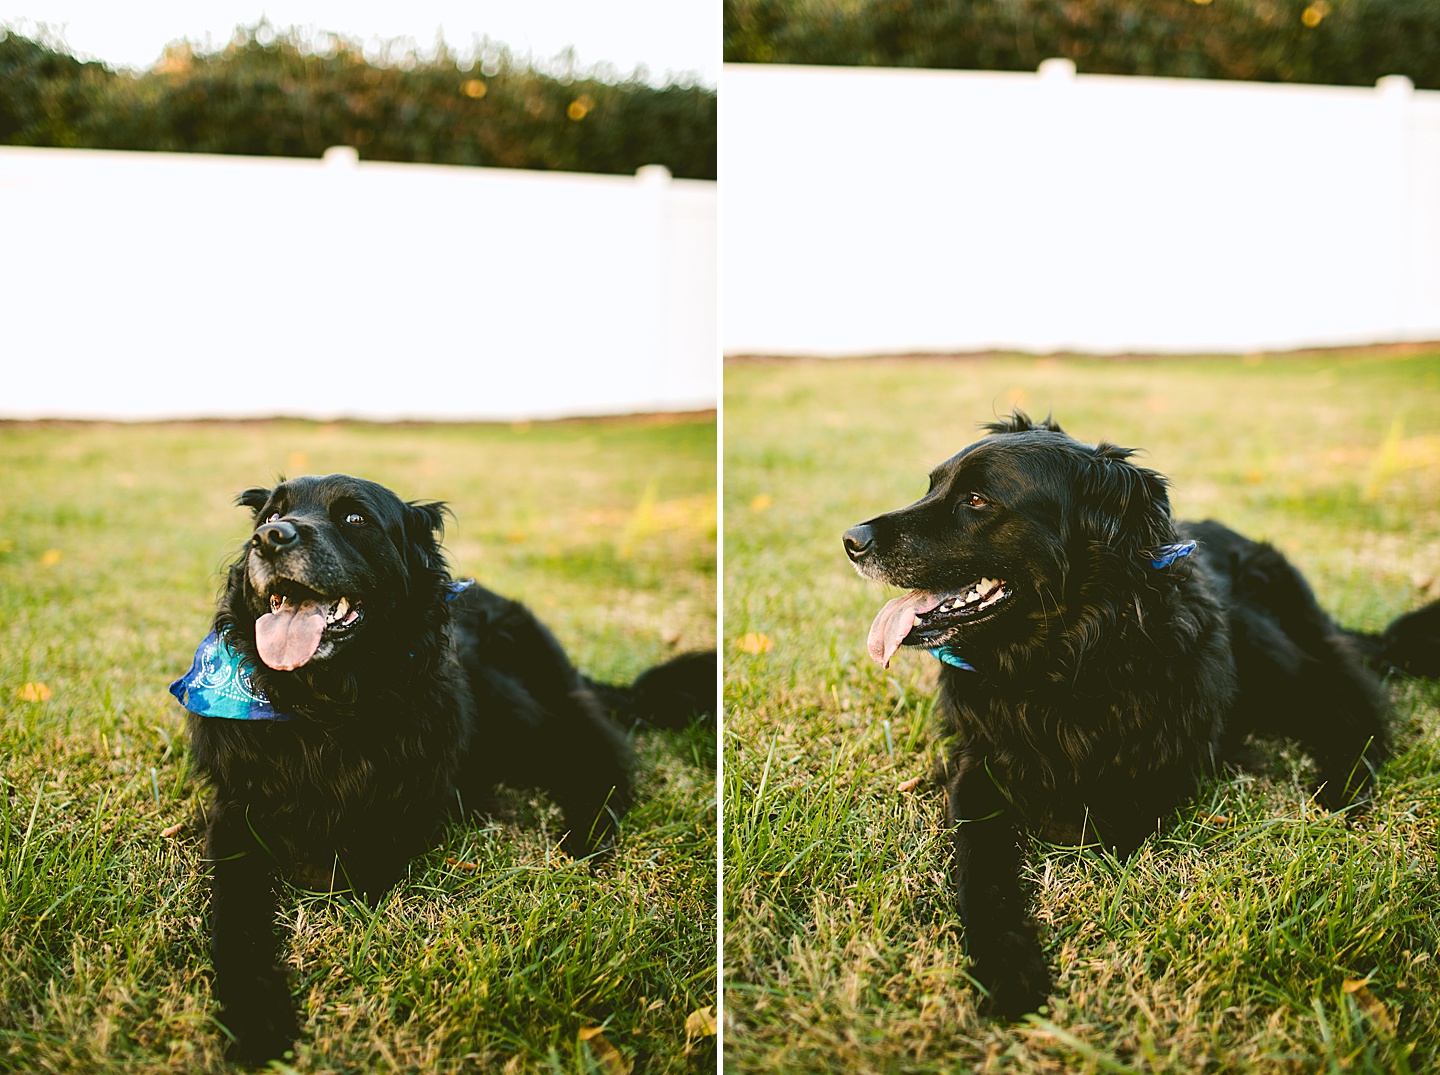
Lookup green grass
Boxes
[0,415,717,1073]
[723,351,1440,1073]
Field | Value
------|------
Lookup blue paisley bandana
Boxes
[1149,540,1198,570]
[169,580,474,721]
[169,630,287,721]
[931,541,1200,673]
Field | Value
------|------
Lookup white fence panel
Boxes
[0,146,716,420]
[723,62,1440,355]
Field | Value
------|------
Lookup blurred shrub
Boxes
[0,24,716,179]
[723,0,1440,89]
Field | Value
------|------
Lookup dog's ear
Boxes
[983,409,1065,436]
[402,500,449,572]
[236,487,271,514]
[1079,445,1173,558]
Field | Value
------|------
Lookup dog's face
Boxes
[232,475,445,671]
[844,413,1173,666]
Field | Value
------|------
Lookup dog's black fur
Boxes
[843,413,1439,1018]
[183,474,714,1063]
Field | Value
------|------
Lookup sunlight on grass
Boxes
[0,415,716,1074]
[723,351,1440,1073]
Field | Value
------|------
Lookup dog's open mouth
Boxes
[866,578,1010,667]
[255,581,364,671]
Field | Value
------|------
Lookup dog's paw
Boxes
[219,986,298,1066]
[969,928,1052,1020]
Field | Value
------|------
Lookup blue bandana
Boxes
[1150,540,1197,570]
[169,580,474,721]
[928,647,977,671]
[930,541,1199,672]
[169,629,287,721]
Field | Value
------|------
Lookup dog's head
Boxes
[219,474,449,673]
[844,412,1175,666]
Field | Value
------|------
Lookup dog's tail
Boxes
[585,650,717,729]
[1348,599,1440,678]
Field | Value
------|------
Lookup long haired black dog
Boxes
[843,413,1439,1017]
[170,474,714,1062]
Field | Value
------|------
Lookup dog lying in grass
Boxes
[843,412,1440,1017]
[170,474,714,1063]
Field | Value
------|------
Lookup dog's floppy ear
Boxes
[236,487,271,513]
[1079,444,1174,558]
[983,409,1066,436]
[402,500,449,572]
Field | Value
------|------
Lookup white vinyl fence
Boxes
[723,61,1440,355]
[0,146,715,420]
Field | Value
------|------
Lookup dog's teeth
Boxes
[334,597,349,622]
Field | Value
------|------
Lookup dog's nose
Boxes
[253,519,299,554]
[843,524,875,561]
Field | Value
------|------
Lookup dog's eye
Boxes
[345,512,366,526]
[965,493,988,508]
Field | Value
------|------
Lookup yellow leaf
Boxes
[40,549,62,566]
[684,1005,716,1040]
[1348,984,1396,1035]
[160,822,184,839]
[897,776,922,794]
[735,632,773,654]
[749,493,773,513]
[578,1029,631,1075]
[1342,977,1371,994]
[18,682,52,702]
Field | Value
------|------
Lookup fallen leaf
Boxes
[735,633,773,654]
[40,549,62,566]
[578,1029,631,1075]
[17,682,52,702]
[1341,976,1372,994]
[684,1006,716,1049]
[897,777,922,794]
[1201,813,1230,826]
[749,494,773,513]
[160,822,184,839]
[444,857,478,871]
[1348,983,1396,1035]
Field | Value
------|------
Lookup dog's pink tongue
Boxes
[255,599,327,671]
[867,590,946,668]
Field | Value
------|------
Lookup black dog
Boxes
[843,413,1439,1017]
[170,474,714,1062]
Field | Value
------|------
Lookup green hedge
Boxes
[0,25,716,179]
[723,0,1440,90]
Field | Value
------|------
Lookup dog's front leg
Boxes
[206,803,297,1064]
[946,761,1051,1018]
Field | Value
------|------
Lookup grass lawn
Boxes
[723,350,1440,1073]
[0,415,717,1073]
